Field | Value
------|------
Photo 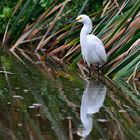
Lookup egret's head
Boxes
[76,14,91,24]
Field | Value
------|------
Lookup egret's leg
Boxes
[97,63,100,77]
[87,63,92,77]
[98,63,100,73]
[88,66,92,76]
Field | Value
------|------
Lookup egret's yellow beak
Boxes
[76,17,82,21]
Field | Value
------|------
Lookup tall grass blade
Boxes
[105,0,140,44]
[9,0,32,36]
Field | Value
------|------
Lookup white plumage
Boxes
[76,14,107,67]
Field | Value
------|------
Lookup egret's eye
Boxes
[76,17,82,21]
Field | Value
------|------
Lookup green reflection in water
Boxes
[0,49,140,140]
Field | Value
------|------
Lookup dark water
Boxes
[0,51,140,140]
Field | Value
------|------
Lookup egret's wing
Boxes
[87,35,107,63]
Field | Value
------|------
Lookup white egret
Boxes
[73,14,107,73]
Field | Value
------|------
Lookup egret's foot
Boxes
[87,65,103,78]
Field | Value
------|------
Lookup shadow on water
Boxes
[0,49,140,140]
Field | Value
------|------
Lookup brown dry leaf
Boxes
[106,16,140,56]
[48,45,70,55]
[10,28,34,52]
[63,44,80,60]
[17,48,35,63]
[35,0,71,52]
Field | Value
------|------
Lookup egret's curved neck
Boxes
[80,20,92,36]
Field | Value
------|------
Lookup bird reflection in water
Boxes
[77,79,106,139]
